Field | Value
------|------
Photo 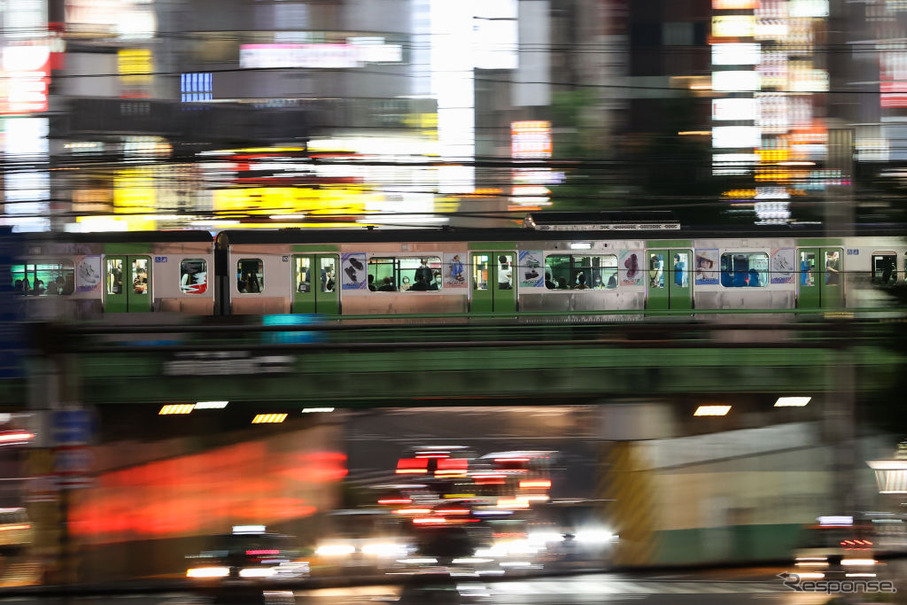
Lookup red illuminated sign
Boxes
[1,46,50,114]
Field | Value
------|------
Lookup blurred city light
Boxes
[195,401,229,410]
[159,404,195,415]
[252,413,288,424]
[774,396,812,407]
[693,405,731,417]
[0,431,34,446]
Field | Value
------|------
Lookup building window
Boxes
[181,72,212,103]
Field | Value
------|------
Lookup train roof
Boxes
[215,222,907,245]
[61,230,214,243]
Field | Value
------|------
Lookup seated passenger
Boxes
[410,275,430,291]
[607,273,617,289]
[557,277,568,289]
[367,274,377,292]
[574,274,588,290]
[593,275,605,289]
[401,276,411,291]
[747,268,761,287]
[33,279,46,295]
[378,277,396,292]
[545,272,555,289]
[428,271,442,290]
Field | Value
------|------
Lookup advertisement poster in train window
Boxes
[518,250,544,287]
[619,250,643,286]
[77,256,102,293]
[443,252,467,288]
[695,248,719,285]
[341,253,367,290]
[770,248,795,284]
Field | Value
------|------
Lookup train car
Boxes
[7,219,907,320]
[214,222,907,318]
[11,231,215,319]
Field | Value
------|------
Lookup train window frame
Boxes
[649,252,666,289]
[799,251,817,287]
[719,252,769,288]
[871,252,897,286]
[237,258,264,294]
[180,258,208,295]
[131,258,149,296]
[11,260,75,296]
[106,258,125,295]
[295,257,311,293]
[544,254,618,290]
[368,256,442,292]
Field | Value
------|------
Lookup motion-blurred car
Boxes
[311,509,414,574]
[793,516,880,579]
[0,507,33,556]
[185,525,309,582]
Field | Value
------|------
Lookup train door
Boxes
[292,254,340,315]
[797,247,844,309]
[646,249,692,311]
[470,251,516,314]
[103,255,151,312]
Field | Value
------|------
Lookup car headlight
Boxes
[361,542,407,557]
[187,566,230,579]
[315,543,356,557]
[575,529,618,545]
[239,567,278,578]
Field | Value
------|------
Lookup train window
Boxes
[720,252,768,287]
[825,250,841,286]
[132,258,149,295]
[649,253,665,288]
[106,258,124,295]
[295,257,311,292]
[872,253,897,286]
[11,261,74,295]
[180,259,207,295]
[237,259,263,294]
[799,251,816,286]
[473,254,490,291]
[368,256,442,292]
[673,252,689,287]
[498,255,513,290]
[545,255,618,290]
[320,257,336,293]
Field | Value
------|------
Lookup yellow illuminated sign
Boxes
[758,149,790,163]
[213,186,377,217]
[118,49,153,84]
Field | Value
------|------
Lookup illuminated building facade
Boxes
[710,0,832,224]
[0,0,579,232]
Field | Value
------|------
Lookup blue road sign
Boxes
[51,410,95,446]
